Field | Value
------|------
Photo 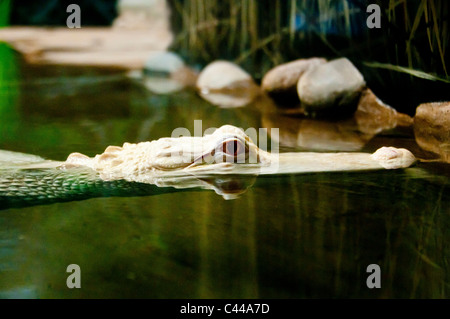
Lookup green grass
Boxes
[364,61,450,84]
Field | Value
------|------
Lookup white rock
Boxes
[261,58,326,99]
[144,51,185,75]
[196,61,259,107]
[143,51,197,94]
[297,58,366,114]
[196,60,255,93]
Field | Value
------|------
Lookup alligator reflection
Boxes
[0,167,257,210]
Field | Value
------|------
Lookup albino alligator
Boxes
[0,125,416,209]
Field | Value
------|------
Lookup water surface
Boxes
[0,48,449,298]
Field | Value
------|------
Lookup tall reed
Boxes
[169,0,447,79]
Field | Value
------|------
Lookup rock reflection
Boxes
[260,88,413,152]
[199,84,261,108]
[262,113,372,152]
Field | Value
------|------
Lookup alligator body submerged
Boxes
[0,125,417,209]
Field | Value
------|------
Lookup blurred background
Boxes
[1,0,448,114]
[0,0,449,299]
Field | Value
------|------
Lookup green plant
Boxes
[0,0,11,27]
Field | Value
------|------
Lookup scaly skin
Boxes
[0,125,417,209]
[0,166,176,209]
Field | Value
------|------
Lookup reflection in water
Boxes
[0,166,448,298]
[160,175,257,200]
[261,89,414,152]
[199,84,261,108]
[263,112,373,152]
[1,46,449,298]
[143,76,185,95]
[0,163,257,210]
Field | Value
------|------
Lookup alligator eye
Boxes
[222,139,244,157]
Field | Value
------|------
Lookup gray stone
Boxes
[261,58,326,104]
[196,61,259,107]
[414,101,450,162]
[297,58,366,115]
[143,51,197,94]
[196,60,255,92]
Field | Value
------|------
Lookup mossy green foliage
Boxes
[0,0,10,27]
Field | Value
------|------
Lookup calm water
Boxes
[0,47,449,298]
